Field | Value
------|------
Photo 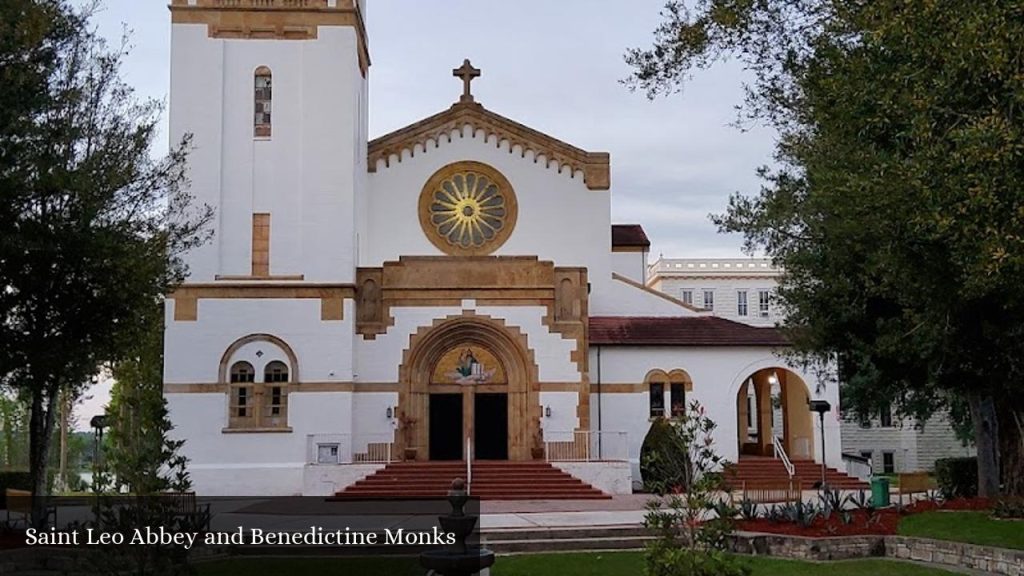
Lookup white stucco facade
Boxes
[163,2,842,496]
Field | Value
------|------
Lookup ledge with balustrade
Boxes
[648,257,781,279]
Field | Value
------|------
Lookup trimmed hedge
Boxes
[0,471,33,507]
[934,457,977,499]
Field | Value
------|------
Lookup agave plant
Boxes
[850,490,874,513]
[738,498,759,521]
[818,488,848,520]
[785,501,820,528]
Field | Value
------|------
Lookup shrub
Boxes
[934,457,977,499]
[640,417,691,494]
[0,471,33,507]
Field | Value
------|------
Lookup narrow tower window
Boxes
[254,66,272,138]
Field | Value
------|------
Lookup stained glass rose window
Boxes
[419,162,517,255]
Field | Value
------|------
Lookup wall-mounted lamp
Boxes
[386,406,393,419]
[768,371,780,386]
[544,406,552,418]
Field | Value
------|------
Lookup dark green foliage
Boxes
[934,457,978,499]
[641,417,691,494]
[105,306,191,495]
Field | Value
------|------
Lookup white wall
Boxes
[166,391,353,495]
[539,391,580,437]
[611,251,648,285]
[170,25,365,283]
[164,299,353,385]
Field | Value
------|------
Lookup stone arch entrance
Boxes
[736,368,815,460]
[398,314,541,461]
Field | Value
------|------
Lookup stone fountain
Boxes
[419,478,495,576]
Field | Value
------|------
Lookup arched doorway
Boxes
[398,315,541,462]
[736,368,815,460]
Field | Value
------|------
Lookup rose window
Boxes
[419,162,517,255]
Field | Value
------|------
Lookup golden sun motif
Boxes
[419,162,517,255]
[430,172,506,248]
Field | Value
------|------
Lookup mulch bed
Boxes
[735,498,992,538]
[0,529,28,550]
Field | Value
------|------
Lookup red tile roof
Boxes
[589,316,789,347]
[611,224,650,248]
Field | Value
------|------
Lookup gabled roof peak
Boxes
[367,101,611,190]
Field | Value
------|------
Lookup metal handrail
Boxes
[772,435,795,478]
[466,436,472,495]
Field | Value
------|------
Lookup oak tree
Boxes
[627,0,1024,496]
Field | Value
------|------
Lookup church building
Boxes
[163,0,844,496]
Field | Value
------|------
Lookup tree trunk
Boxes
[28,383,59,529]
[997,399,1023,497]
[967,390,1001,498]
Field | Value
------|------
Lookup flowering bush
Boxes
[643,400,749,576]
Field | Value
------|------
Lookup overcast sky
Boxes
[77,1,776,423]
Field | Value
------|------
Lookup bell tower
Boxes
[168,0,370,283]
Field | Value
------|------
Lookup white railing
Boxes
[544,431,628,462]
[306,433,396,465]
[772,435,795,478]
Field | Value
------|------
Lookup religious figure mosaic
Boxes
[432,345,507,385]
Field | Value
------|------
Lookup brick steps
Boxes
[730,458,868,490]
[333,461,611,501]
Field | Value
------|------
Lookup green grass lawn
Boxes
[197,553,960,576]
[899,511,1024,550]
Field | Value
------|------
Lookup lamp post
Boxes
[90,414,109,487]
[808,400,831,488]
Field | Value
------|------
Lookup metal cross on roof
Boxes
[453,59,481,103]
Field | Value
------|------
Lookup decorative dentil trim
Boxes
[368,102,610,190]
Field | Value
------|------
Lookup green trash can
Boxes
[871,477,890,507]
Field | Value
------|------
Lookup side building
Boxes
[647,256,974,474]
